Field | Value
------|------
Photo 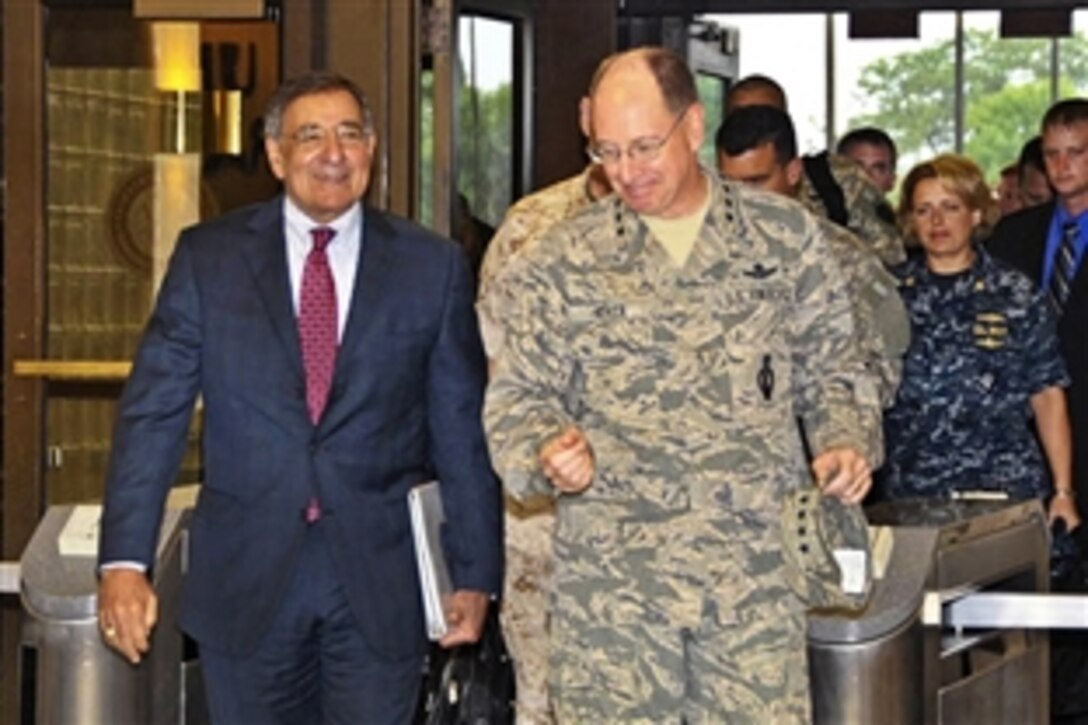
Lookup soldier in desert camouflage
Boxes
[477,159,610,725]
[478,162,610,363]
[484,47,882,722]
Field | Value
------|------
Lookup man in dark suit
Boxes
[96,71,502,723]
[989,98,1087,509]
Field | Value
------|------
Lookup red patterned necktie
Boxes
[300,227,337,524]
[300,227,338,424]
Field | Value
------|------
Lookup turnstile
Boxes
[808,499,1054,724]
[19,504,207,724]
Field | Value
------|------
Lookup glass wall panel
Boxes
[696,73,725,169]
[961,12,1057,185]
[419,67,435,228]
[1060,11,1088,105]
[703,11,1088,200]
[458,14,513,229]
[43,9,279,504]
[45,10,156,503]
[833,12,956,195]
[452,13,520,282]
[705,14,828,153]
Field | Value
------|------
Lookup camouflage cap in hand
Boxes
[780,487,873,611]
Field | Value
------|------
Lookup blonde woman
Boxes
[879,154,1080,530]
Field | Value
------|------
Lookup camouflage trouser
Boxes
[548,506,811,724]
[500,500,556,725]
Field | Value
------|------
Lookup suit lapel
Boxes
[1027,203,1054,279]
[240,198,305,382]
[320,207,396,431]
[336,207,393,370]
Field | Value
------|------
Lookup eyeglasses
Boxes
[586,105,691,167]
[287,122,371,150]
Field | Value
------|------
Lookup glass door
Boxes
[419,0,531,280]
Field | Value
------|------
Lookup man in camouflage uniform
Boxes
[478,163,610,362]
[476,162,610,724]
[837,126,898,196]
[726,74,906,267]
[716,104,910,407]
[484,47,882,722]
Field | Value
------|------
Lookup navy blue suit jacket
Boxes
[99,197,502,659]
[988,201,1088,500]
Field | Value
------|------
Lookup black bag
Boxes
[416,607,516,725]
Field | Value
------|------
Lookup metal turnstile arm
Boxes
[923,590,1088,629]
[0,561,19,594]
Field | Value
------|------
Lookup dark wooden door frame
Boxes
[2,1,47,722]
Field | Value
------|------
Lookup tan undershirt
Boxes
[640,187,712,267]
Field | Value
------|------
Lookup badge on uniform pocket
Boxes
[973,311,1007,350]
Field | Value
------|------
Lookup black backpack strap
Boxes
[802,151,849,227]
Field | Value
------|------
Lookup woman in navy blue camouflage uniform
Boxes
[879,154,1080,529]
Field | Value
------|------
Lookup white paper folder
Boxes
[408,480,453,640]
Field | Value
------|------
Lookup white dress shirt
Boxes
[283,198,363,342]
